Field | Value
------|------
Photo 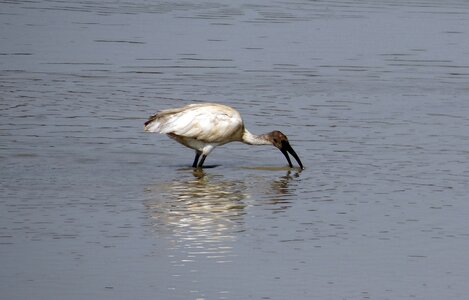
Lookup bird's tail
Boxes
[144,113,167,133]
[144,107,186,133]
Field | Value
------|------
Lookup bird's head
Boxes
[266,131,304,170]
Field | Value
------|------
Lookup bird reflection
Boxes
[144,171,247,264]
[144,168,301,266]
[272,170,295,195]
[258,169,301,209]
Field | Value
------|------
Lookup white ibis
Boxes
[144,103,304,169]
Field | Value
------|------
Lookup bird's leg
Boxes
[192,151,202,168]
[197,155,207,168]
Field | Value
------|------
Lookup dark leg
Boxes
[197,154,207,168]
[192,151,201,168]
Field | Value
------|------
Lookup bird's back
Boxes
[144,103,245,144]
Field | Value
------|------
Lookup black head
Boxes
[268,131,304,170]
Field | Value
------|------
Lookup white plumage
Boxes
[144,103,303,169]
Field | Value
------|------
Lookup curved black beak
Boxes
[280,141,304,170]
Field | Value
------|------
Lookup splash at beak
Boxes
[280,141,304,170]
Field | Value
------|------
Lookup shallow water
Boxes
[1,0,469,299]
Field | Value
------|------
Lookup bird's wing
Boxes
[144,104,244,143]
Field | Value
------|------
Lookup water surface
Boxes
[1,0,469,299]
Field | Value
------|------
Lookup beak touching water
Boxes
[280,140,304,170]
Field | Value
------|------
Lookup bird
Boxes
[144,103,304,169]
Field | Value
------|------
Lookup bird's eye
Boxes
[273,139,278,143]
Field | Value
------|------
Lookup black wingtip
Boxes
[144,114,158,127]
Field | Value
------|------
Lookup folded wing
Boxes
[144,103,244,143]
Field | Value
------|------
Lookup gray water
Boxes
[1,0,469,299]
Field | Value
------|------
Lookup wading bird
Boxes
[144,103,304,169]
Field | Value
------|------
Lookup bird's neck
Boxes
[242,130,272,145]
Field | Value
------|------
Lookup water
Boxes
[1,0,469,299]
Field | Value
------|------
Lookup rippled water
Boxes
[2,0,469,299]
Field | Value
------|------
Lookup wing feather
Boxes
[144,103,244,143]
